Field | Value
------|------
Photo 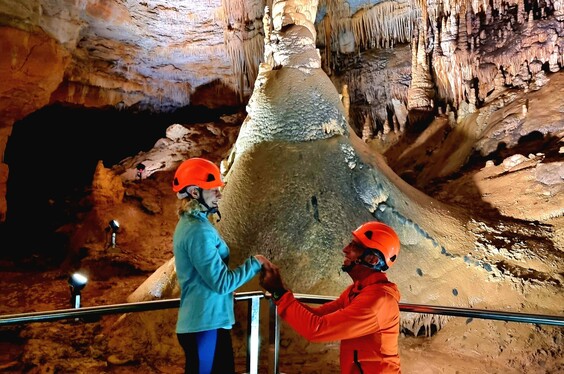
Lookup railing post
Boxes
[246,294,261,374]
[267,298,281,374]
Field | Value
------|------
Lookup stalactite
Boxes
[529,59,543,75]
[431,17,442,59]
[441,14,456,56]
[350,2,420,51]
[549,46,561,72]
[470,0,487,15]
[323,14,332,73]
[221,0,267,100]
[485,3,492,23]
[224,30,265,100]
[316,0,420,63]
[401,314,450,338]
[555,0,564,21]
[457,8,469,52]
[221,0,266,23]
[221,0,564,128]
[517,0,525,24]
[449,12,458,40]
[407,26,435,112]
[341,83,350,121]
[361,113,373,141]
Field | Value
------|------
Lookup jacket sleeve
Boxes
[188,224,261,294]
[300,292,347,316]
[275,287,394,342]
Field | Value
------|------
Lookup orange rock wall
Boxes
[0,26,69,220]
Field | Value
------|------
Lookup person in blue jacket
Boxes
[172,157,271,374]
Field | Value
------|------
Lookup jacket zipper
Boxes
[353,350,364,374]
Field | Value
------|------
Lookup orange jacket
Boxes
[275,272,401,374]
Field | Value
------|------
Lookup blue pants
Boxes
[177,328,235,374]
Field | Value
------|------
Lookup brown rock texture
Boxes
[0,26,69,126]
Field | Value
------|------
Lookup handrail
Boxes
[266,293,564,373]
[399,303,564,326]
[0,291,265,374]
[0,291,264,326]
[1,291,562,374]
[291,293,564,327]
[1,291,562,327]
[0,298,180,326]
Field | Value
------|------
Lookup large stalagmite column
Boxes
[216,0,478,321]
[128,0,518,331]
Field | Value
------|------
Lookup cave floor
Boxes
[0,267,561,373]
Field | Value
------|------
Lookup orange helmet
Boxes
[352,221,400,270]
[172,158,224,192]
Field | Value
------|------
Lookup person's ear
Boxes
[364,253,378,265]
[187,186,200,199]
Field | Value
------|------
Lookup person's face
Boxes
[342,240,365,268]
[342,239,380,275]
[201,187,222,209]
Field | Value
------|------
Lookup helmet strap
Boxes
[341,258,381,273]
[193,187,222,222]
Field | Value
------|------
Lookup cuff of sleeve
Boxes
[250,256,262,271]
[273,290,293,312]
[271,288,288,301]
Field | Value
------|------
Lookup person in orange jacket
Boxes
[260,221,402,374]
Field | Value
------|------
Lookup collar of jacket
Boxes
[350,272,389,295]
[183,199,207,216]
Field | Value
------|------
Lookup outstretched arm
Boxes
[275,288,395,343]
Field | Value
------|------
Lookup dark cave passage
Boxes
[0,104,240,266]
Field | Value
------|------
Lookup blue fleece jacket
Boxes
[174,210,262,333]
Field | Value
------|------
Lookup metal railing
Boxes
[267,293,564,373]
[1,291,563,374]
[290,293,564,326]
[0,292,265,374]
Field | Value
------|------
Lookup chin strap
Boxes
[208,207,221,222]
[195,189,221,222]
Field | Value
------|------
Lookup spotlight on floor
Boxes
[68,272,88,309]
[108,219,120,248]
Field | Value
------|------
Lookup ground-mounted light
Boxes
[107,219,120,248]
[68,272,88,309]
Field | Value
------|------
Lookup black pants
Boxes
[177,328,235,374]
